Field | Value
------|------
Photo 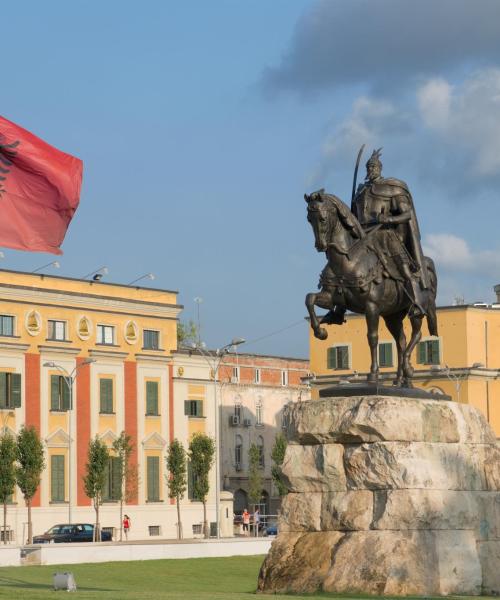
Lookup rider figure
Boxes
[351,149,428,316]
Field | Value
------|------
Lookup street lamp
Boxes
[431,363,484,403]
[43,358,96,523]
[186,337,245,539]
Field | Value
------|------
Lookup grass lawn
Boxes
[0,555,488,600]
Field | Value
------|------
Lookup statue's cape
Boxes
[369,177,410,198]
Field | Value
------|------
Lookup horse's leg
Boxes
[365,302,380,383]
[305,291,332,341]
[383,311,407,387]
[402,315,423,387]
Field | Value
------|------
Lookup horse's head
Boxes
[305,189,335,252]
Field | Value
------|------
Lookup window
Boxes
[257,436,265,468]
[0,316,14,337]
[97,325,114,345]
[147,456,160,501]
[0,372,21,409]
[235,435,243,468]
[234,399,242,423]
[184,399,203,417]
[51,375,71,411]
[256,398,263,426]
[232,366,239,382]
[417,339,440,365]
[99,378,114,414]
[143,329,159,350]
[48,320,67,341]
[327,345,349,370]
[281,370,288,386]
[254,369,261,384]
[103,456,121,501]
[378,343,393,368]
[50,455,65,502]
[146,381,159,416]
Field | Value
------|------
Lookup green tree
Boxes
[166,439,187,540]
[177,320,198,345]
[248,443,263,509]
[83,436,109,542]
[0,433,17,544]
[16,426,45,544]
[271,432,288,497]
[188,432,215,538]
[112,431,137,541]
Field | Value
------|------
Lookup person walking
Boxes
[123,514,131,541]
[253,508,260,537]
[242,509,250,536]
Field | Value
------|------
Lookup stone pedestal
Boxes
[258,395,500,596]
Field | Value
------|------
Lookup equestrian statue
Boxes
[305,147,438,388]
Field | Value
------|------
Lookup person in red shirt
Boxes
[123,514,131,541]
[242,509,250,536]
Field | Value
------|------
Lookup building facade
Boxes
[0,269,223,543]
[218,352,310,516]
[309,301,500,436]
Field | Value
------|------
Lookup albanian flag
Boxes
[0,115,83,255]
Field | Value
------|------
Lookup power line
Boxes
[244,319,306,347]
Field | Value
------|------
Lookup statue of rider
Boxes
[351,148,429,316]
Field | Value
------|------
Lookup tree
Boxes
[16,426,45,544]
[0,433,17,544]
[112,431,137,541]
[271,432,288,497]
[83,436,109,542]
[248,443,263,509]
[177,320,198,345]
[188,432,215,538]
[166,439,187,540]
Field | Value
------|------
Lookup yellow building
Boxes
[310,303,500,437]
[0,268,217,542]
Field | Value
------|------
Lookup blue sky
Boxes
[2,1,500,358]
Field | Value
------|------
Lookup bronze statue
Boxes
[305,148,438,387]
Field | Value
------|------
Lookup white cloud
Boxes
[423,233,500,273]
[417,79,451,130]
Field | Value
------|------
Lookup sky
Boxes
[2,0,500,358]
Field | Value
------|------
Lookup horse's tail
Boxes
[425,257,438,337]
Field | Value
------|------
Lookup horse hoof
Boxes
[315,328,328,340]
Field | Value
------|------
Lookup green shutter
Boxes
[429,340,440,365]
[10,373,21,408]
[379,343,393,367]
[0,373,7,409]
[327,347,337,370]
[146,381,158,415]
[339,346,349,369]
[195,400,203,417]
[100,379,113,413]
[417,342,426,364]
[184,400,190,415]
[147,456,160,501]
[61,379,71,411]
[51,455,65,502]
[51,375,60,411]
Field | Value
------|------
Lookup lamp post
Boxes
[43,359,95,524]
[431,363,484,403]
[186,337,245,538]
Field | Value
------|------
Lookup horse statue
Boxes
[304,189,438,387]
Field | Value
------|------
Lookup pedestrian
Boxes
[123,514,131,541]
[242,509,250,536]
[253,508,260,537]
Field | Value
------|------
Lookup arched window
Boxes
[257,435,264,468]
[235,435,243,469]
[256,397,263,426]
[234,488,248,514]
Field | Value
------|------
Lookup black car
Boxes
[33,523,112,544]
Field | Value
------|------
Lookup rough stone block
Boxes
[281,443,346,492]
[478,541,500,594]
[345,441,487,490]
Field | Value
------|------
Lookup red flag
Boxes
[0,116,83,255]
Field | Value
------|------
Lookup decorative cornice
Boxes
[0,284,182,319]
[38,345,81,356]
[135,353,172,363]
[0,341,30,352]
[89,349,129,360]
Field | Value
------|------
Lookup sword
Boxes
[351,144,365,203]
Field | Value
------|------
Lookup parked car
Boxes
[33,523,112,544]
[264,518,278,536]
